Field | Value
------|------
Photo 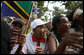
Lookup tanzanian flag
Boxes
[1,1,33,20]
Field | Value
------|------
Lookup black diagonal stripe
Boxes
[7,1,30,20]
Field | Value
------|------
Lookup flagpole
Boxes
[21,2,33,35]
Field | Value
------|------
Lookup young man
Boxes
[10,19,50,54]
[9,19,25,54]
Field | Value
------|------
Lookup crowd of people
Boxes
[1,8,83,54]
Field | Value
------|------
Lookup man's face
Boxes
[34,25,48,40]
[11,22,23,29]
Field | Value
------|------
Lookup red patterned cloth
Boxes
[32,33,45,46]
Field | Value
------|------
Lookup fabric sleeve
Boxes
[21,36,29,54]
[21,42,28,54]
[10,44,19,54]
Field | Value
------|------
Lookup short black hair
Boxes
[52,15,64,43]
[11,19,24,28]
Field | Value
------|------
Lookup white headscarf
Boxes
[73,8,83,19]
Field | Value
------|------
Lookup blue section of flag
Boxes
[1,2,21,18]
[33,5,38,14]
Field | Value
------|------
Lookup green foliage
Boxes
[30,1,83,22]
[44,16,48,22]
[52,1,83,15]
[37,1,49,19]
[13,17,19,20]
[62,1,83,11]
[27,28,32,34]
[52,6,66,16]
[37,1,44,7]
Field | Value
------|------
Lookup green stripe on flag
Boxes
[16,1,33,16]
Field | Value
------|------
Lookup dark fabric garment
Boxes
[53,30,62,43]
[1,21,12,54]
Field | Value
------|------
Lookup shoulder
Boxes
[51,31,60,47]
[26,31,33,43]
[47,32,57,44]
[26,31,33,38]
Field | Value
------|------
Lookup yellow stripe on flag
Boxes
[14,1,29,17]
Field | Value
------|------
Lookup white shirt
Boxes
[10,44,19,54]
[10,31,49,54]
